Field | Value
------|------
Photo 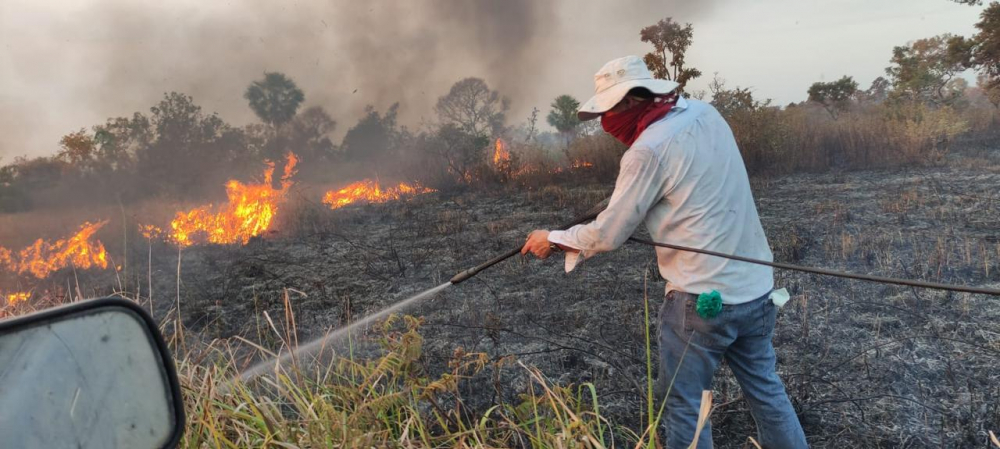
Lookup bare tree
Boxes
[435,78,509,138]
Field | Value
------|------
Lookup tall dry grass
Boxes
[723,102,975,175]
[0,284,700,448]
[0,268,716,449]
[171,284,696,448]
[509,100,996,183]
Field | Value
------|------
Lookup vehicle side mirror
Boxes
[0,297,184,449]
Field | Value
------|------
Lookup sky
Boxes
[0,0,988,159]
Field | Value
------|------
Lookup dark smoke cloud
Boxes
[325,0,558,129]
[1,0,720,158]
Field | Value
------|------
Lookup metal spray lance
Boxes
[449,199,608,285]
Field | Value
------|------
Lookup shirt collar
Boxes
[648,95,687,128]
[671,95,689,114]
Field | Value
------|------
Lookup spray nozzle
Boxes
[447,201,607,286]
[449,268,477,285]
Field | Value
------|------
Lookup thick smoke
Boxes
[328,1,556,127]
[1,0,721,157]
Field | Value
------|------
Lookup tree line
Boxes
[1,3,998,213]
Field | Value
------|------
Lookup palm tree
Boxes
[546,95,581,148]
[244,72,305,127]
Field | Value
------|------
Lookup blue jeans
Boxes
[656,290,807,449]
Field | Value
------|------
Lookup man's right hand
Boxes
[521,230,554,259]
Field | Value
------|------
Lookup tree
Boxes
[640,18,702,89]
[287,107,336,160]
[885,34,973,106]
[708,74,770,116]
[435,78,509,138]
[971,3,1000,100]
[244,72,305,127]
[136,92,247,198]
[255,106,337,163]
[978,74,1000,108]
[524,107,540,143]
[860,77,891,104]
[5,156,69,194]
[546,95,581,146]
[430,124,490,183]
[93,113,149,173]
[341,104,400,165]
[807,76,859,119]
[56,129,98,173]
[0,159,28,212]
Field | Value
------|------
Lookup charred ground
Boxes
[35,142,999,447]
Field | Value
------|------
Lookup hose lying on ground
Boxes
[626,236,1000,296]
[452,200,1000,297]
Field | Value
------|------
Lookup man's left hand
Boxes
[521,230,553,259]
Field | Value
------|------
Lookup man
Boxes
[521,55,807,448]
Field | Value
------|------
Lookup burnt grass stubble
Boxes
[70,144,1000,448]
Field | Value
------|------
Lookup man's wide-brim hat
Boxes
[577,55,679,121]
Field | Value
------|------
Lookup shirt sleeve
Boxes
[548,145,666,272]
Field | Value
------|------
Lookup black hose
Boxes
[449,200,607,284]
[627,237,1000,297]
[449,201,1000,297]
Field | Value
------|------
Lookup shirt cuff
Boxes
[548,230,585,273]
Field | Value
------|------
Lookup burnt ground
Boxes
[61,145,1000,447]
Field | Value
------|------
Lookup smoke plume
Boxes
[1,0,722,157]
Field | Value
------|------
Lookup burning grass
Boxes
[490,138,602,185]
[0,153,300,284]
[5,291,29,305]
[0,136,601,284]
[0,220,109,279]
[169,153,298,246]
[0,153,300,282]
[322,180,436,210]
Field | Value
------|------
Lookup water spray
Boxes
[235,193,1000,386]
[234,199,609,384]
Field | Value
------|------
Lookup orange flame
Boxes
[170,153,298,246]
[493,138,511,167]
[322,180,435,210]
[491,138,594,180]
[6,292,29,305]
[139,224,163,240]
[0,247,10,271]
[2,221,109,279]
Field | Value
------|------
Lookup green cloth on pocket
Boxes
[696,290,723,319]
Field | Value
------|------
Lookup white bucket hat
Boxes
[577,55,680,121]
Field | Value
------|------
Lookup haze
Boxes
[0,0,985,159]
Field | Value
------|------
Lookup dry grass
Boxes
[0,284,701,448]
[519,101,995,181]
[166,283,702,448]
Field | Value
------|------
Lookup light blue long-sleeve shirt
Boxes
[548,97,774,304]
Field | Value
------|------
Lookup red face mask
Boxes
[601,96,677,146]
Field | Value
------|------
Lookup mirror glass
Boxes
[0,306,177,448]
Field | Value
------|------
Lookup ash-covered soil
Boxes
[77,151,1000,447]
